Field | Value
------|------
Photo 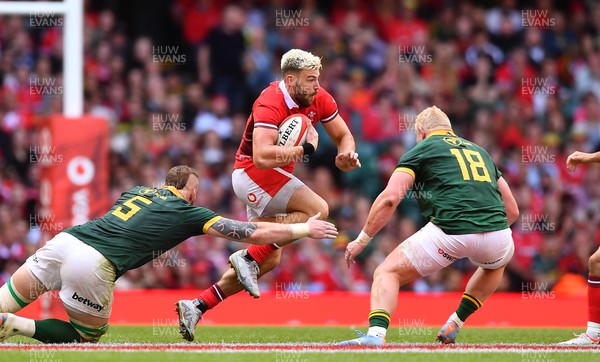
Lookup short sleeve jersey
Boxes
[234,81,338,172]
[65,186,221,278]
[395,131,508,235]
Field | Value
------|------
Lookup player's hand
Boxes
[306,212,338,239]
[345,240,366,268]
[566,151,590,172]
[305,124,319,152]
[335,151,361,172]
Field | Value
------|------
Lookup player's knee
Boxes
[373,258,404,282]
[373,263,387,281]
[71,322,109,343]
[589,251,600,274]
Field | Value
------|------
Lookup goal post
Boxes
[0,0,83,117]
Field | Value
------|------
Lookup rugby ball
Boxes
[277,114,310,147]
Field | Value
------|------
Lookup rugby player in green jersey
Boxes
[0,165,337,343]
[338,106,519,346]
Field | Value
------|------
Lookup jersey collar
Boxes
[426,130,457,138]
[278,80,299,109]
[164,185,183,198]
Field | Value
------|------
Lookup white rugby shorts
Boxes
[232,167,304,220]
[400,222,514,276]
[25,232,115,318]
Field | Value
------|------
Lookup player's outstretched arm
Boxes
[497,177,519,225]
[345,170,414,266]
[206,213,337,245]
[566,151,600,171]
[253,127,316,169]
[323,115,361,172]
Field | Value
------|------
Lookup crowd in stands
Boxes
[1,0,599,296]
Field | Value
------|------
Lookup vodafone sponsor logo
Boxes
[67,156,95,186]
[67,156,94,225]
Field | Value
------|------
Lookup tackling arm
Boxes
[362,170,414,236]
[206,214,338,246]
[344,170,414,266]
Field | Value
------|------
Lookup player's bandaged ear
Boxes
[0,278,33,312]
[70,319,109,343]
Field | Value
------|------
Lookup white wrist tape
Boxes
[290,223,310,239]
[357,230,373,246]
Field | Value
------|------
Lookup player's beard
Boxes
[295,91,316,108]
[293,81,316,108]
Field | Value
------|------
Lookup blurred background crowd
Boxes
[1,0,599,296]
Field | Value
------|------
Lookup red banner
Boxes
[37,115,110,242]
[17,291,586,328]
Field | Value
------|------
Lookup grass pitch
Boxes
[3,325,598,361]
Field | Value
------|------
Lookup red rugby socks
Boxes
[246,244,279,264]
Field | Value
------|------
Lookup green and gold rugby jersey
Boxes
[395,130,508,235]
[65,186,222,278]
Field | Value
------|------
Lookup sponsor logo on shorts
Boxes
[437,248,456,262]
[247,192,263,207]
[72,291,105,312]
[477,257,503,265]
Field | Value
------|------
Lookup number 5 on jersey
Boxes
[111,196,152,221]
[450,148,492,182]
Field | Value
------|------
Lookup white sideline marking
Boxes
[0,343,598,353]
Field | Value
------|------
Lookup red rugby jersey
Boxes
[234,81,338,172]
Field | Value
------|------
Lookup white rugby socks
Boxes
[587,321,600,340]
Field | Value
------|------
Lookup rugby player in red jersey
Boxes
[176,49,360,341]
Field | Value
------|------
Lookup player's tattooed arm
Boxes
[206,214,337,245]
[210,218,257,240]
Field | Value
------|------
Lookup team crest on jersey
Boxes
[307,111,316,120]
[442,136,462,146]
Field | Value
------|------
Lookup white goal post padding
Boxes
[0,0,83,117]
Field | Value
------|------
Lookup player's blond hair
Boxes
[281,49,322,75]
[415,106,452,133]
